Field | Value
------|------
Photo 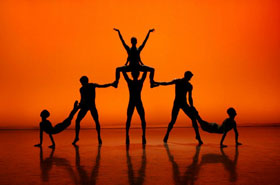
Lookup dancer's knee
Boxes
[116,67,123,72]
[147,66,154,72]
[168,122,175,129]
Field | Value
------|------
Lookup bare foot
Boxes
[236,142,242,146]
[220,144,228,148]
[163,135,168,143]
[98,137,102,145]
[142,136,146,145]
[34,144,41,147]
[48,145,55,149]
[72,138,79,145]
[126,136,130,145]
[196,136,203,145]
[112,81,118,88]
[151,82,159,88]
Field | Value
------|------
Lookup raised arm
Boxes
[122,71,131,83]
[114,28,129,51]
[138,29,155,52]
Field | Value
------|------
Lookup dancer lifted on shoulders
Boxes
[113,28,157,88]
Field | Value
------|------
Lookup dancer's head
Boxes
[131,70,140,80]
[80,76,89,86]
[184,71,193,81]
[40,110,50,119]
[227,107,237,118]
[131,37,137,46]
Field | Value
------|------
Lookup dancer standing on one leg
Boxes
[72,76,114,145]
[155,71,203,145]
[113,28,157,88]
[122,70,147,144]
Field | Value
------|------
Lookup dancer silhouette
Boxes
[156,71,203,145]
[113,28,156,88]
[194,107,242,147]
[34,101,80,148]
[73,76,114,145]
[122,70,147,144]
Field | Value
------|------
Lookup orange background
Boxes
[0,0,279,128]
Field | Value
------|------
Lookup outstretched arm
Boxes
[94,83,114,88]
[156,79,177,86]
[122,71,131,83]
[114,28,129,52]
[139,29,155,52]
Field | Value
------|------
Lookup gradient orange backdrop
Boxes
[0,0,279,128]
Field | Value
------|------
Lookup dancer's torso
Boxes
[79,83,96,107]
[174,79,192,104]
[128,80,143,101]
[221,118,235,132]
[40,120,53,134]
[126,47,142,66]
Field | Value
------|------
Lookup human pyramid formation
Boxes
[34,29,242,149]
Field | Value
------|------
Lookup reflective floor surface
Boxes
[0,127,280,185]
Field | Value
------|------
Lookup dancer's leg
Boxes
[164,103,180,143]
[139,65,156,88]
[52,101,80,134]
[193,108,220,133]
[136,101,146,144]
[126,101,135,144]
[73,108,88,145]
[90,107,102,144]
[114,66,130,88]
[181,105,203,145]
